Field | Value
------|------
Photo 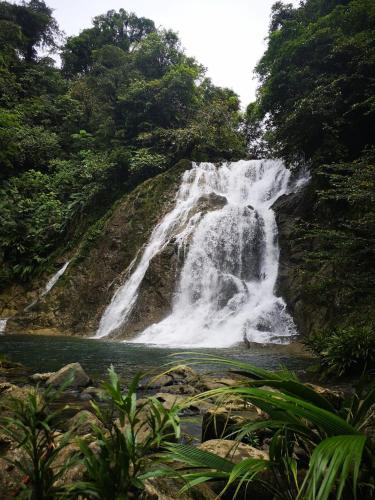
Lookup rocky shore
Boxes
[0,356,355,499]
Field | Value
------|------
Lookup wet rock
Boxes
[7,160,192,336]
[81,386,107,402]
[194,192,227,213]
[198,439,269,463]
[198,376,241,392]
[141,477,216,500]
[119,240,180,339]
[0,431,12,451]
[0,449,26,497]
[273,185,331,336]
[30,371,54,383]
[66,410,103,436]
[157,384,199,396]
[306,383,344,408]
[144,373,174,390]
[170,365,199,384]
[53,442,86,487]
[202,406,259,441]
[46,362,90,388]
[142,365,200,391]
[155,393,212,415]
[0,382,43,412]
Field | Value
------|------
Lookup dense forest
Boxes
[245,0,375,367]
[0,0,245,286]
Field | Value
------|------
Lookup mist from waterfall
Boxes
[97,160,306,346]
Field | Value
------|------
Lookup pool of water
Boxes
[0,334,314,381]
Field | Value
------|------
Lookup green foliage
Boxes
[71,366,180,499]
[128,148,167,181]
[295,151,375,332]
[0,152,116,283]
[62,9,156,76]
[164,355,375,499]
[248,0,375,336]
[254,0,375,163]
[306,324,375,376]
[0,1,245,288]
[0,0,61,63]
[0,380,78,499]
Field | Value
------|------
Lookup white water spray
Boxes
[0,318,8,334]
[24,261,71,312]
[42,261,70,296]
[97,160,307,346]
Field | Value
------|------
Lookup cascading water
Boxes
[42,261,70,296]
[1,262,71,333]
[96,160,305,346]
[24,261,71,312]
[0,318,8,334]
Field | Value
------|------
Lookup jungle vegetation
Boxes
[0,0,246,286]
[0,0,374,362]
[245,0,375,350]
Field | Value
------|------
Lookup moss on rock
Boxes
[8,160,192,336]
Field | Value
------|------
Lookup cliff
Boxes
[6,160,192,337]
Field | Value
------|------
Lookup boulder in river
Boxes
[46,362,90,388]
[202,405,259,441]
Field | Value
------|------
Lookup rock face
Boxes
[46,363,90,388]
[119,241,181,338]
[7,160,192,336]
[202,406,259,441]
[273,184,331,336]
[194,192,227,214]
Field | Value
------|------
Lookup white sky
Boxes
[46,0,300,107]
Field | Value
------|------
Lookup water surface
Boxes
[0,334,313,381]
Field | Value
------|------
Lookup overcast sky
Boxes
[46,0,299,107]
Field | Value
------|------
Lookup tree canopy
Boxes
[246,0,375,335]
[0,0,246,286]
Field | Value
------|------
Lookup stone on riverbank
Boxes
[199,439,269,462]
[46,362,90,388]
[30,372,54,383]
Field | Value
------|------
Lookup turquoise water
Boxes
[0,334,313,381]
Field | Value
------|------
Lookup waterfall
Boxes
[42,261,70,296]
[96,160,305,345]
[0,262,71,332]
[0,318,8,334]
[24,261,71,312]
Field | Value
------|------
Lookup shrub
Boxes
[306,325,375,376]
[71,366,181,499]
[0,381,78,499]
[164,354,375,500]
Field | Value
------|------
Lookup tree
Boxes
[251,0,375,337]
[0,0,61,62]
[62,9,155,76]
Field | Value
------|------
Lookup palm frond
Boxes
[300,434,367,500]
[164,443,234,472]
[193,387,357,437]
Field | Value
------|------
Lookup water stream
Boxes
[0,319,8,335]
[96,160,306,347]
[24,261,71,312]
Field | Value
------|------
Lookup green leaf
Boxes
[165,443,234,472]
[301,435,367,500]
